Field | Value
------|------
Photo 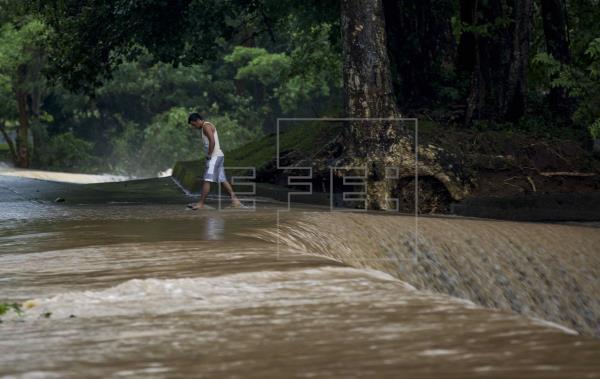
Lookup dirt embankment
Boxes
[426,128,600,197]
[418,127,600,220]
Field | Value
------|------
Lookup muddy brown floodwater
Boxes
[1,175,600,378]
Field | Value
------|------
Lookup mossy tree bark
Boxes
[341,0,399,151]
[338,0,469,211]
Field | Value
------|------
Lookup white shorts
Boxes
[203,155,227,183]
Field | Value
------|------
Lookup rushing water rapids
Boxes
[261,212,600,337]
[1,174,600,378]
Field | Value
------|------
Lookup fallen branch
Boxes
[526,176,537,192]
[540,172,597,177]
[503,176,524,191]
[526,141,570,164]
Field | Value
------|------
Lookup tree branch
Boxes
[540,171,597,177]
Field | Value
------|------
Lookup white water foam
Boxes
[6,267,417,320]
[2,266,581,337]
[158,168,173,177]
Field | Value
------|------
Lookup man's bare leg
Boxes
[221,180,242,207]
[192,181,211,209]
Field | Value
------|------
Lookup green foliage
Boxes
[532,53,562,78]
[457,16,512,39]
[105,107,198,176]
[31,0,341,94]
[27,46,269,175]
[585,38,600,79]
[0,17,48,120]
[105,116,143,174]
[532,36,600,139]
[93,53,217,124]
[105,107,262,176]
[31,0,269,93]
[0,2,342,174]
[566,1,600,62]
[7,0,596,174]
[139,107,200,174]
[43,131,97,170]
[0,17,46,67]
[205,113,262,152]
[223,21,342,118]
[0,14,49,167]
[277,22,342,115]
[226,47,291,86]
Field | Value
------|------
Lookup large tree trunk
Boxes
[341,0,399,120]
[15,63,30,168]
[340,0,401,210]
[460,0,534,125]
[505,0,533,120]
[540,0,572,123]
[338,0,469,210]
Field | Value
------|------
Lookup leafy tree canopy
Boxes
[27,0,340,93]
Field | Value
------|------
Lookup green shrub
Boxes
[43,132,97,171]
[532,37,600,140]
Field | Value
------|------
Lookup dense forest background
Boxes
[0,0,599,177]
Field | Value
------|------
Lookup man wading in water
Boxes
[187,113,242,210]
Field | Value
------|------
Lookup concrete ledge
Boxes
[172,160,205,193]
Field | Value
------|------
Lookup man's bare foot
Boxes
[230,199,243,208]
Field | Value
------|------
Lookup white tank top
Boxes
[201,123,224,157]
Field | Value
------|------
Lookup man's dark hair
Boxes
[188,113,204,124]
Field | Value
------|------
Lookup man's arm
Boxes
[203,123,216,158]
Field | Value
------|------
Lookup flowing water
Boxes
[1,175,600,378]
[0,165,130,184]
